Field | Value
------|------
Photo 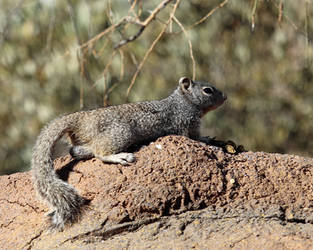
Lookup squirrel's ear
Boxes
[179,77,193,92]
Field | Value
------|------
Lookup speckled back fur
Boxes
[32,77,226,230]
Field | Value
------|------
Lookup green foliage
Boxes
[0,0,312,174]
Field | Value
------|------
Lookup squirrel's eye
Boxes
[203,87,214,95]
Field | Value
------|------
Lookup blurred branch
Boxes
[114,25,146,50]
[119,49,125,81]
[106,0,114,25]
[91,49,120,106]
[67,0,93,109]
[79,16,126,50]
[272,1,298,30]
[126,0,180,99]
[273,0,312,43]
[79,73,84,109]
[173,16,196,81]
[67,0,82,45]
[84,0,93,40]
[75,0,228,101]
[45,1,56,51]
[128,0,140,21]
[182,0,229,32]
[304,0,312,88]
[277,0,283,26]
[251,0,258,31]
[0,0,25,47]
[91,50,117,91]
[80,0,173,51]
[114,0,174,50]
[304,0,310,47]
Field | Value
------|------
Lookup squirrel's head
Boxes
[178,77,227,116]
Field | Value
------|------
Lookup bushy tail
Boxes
[31,113,85,230]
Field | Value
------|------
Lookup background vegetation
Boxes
[0,0,312,175]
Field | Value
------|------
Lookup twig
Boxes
[141,0,173,27]
[91,50,117,90]
[173,16,196,81]
[126,0,181,99]
[67,0,93,109]
[130,52,138,66]
[114,0,174,50]
[119,49,125,81]
[106,0,114,25]
[103,76,107,107]
[80,17,127,50]
[128,0,139,21]
[128,0,139,16]
[114,25,145,50]
[251,0,258,31]
[106,81,119,99]
[183,0,229,32]
[67,0,82,45]
[304,0,310,47]
[79,0,139,51]
[45,1,56,51]
[304,0,311,89]
[0,0,25,46]
[277,0,283,26]
[272,1,298,30]
[126,27,167,98]
[79,68,84,109]
[93,39,110,58]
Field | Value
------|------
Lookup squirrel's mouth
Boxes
[201,94,227,117]
[218,92,227,106]
[216,92,227,106]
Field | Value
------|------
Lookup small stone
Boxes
[225,144,236,154]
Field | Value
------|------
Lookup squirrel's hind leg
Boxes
[88,128,136,165]
[70,145,94,160]
[70,145,135,165]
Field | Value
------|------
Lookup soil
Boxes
[0,135,312,249]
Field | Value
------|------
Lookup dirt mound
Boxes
[1,135,312,249]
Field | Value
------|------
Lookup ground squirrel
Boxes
[32,77,227,230]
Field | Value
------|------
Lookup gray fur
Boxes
[32,77,226,230]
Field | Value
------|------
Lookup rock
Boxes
[0,135,313,249]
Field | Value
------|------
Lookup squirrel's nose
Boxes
[222,93,227,101]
